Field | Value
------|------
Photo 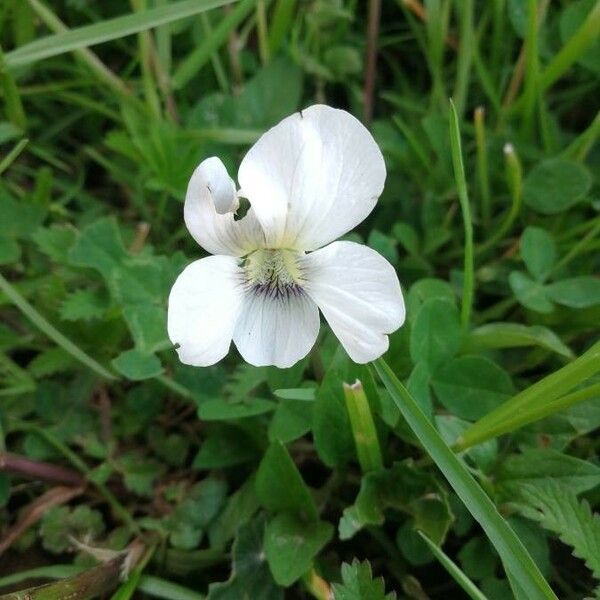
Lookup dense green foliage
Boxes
[0,0,599,598]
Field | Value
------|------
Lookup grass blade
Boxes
[372,358,558,600]
[5,0,237,69]
[418,532,489,600]
[0,271,116,381]
[448,100,474,330]
[457,339,600,450]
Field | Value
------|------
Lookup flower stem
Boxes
[343,380,383,473]
[448,100,475,330]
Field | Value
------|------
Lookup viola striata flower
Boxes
[168,105,405,368]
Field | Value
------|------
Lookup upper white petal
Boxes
[233,292,320,368]
[301,241,405,363]
[185,157,264,256]
[238,105,386,250]
[168,255,244,366]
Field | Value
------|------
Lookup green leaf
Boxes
[40,505,105,554]
[523,159,592,214]
[60,288,109,322]
[208,517,283,599]
[458,536,498,581]
[32,225,76,263]
[273,388,316,401]
[268,400,313,443]
[546,277,600,308]
[264,513,333,586]
[373,359,558,600]
[520,227,556,281]
[332,560,396,600]
[338,462,452,544]
[410,297,462,371]
[462,323,574,359]
[516,481,600,582]
[122,304,167,353]
[496,449,600,497]
[193,424,262,469]
[255,441,318,522]
[198,398,277,421]
[431,356,514,421]
[112,349,163,380]
[509,271,554,314]
[406,278,455,324]
[5,0,237,68]
[312,349,357,467]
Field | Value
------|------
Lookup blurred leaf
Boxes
[496,449,600,497]
[208,517,283,599]
[264,513,333,586]
[60,288,109,321]
[509,271,554,314]
[523,159,592,214]
[255,441,318,522]
[198,398,277,421]
[463,323,573,359]
[560,0,600,74]
[268,400,313,443]
[40,505,104,554]
[410,298,462,371]
[194,424,262,469]
[520,227,556,281]
[339,463,452,544]
[112,349,163,380]
[431,356,514,421]
[546,277,600,308]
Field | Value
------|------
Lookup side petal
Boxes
[233,292,320,368]
[301,241,405,363]
[168,255,244,366]
[185,157,264,256]
[238,105,386,250]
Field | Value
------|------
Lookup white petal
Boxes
[233,292,320,368]
[185,157,264,256]
[168,255,244,366]
[302,241,405,363]
[238,105,386,250]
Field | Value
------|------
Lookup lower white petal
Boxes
[168,255,244,366]
[233,291,320,368]
[302,241,405,363]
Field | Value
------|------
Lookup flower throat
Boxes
[243,249,305,299]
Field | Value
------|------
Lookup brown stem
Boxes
[0,452,84,486]
[0,485,84,557]
[363,0,382,124]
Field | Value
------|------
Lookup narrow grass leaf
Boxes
[373,358,558,600]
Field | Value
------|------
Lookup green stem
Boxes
[0,271,116,381]
[343,380,383,472]
[448,100,475,330]
[477,142,522,254]
[551,218,600,277]
[0,47,27,131]
[0,138,28,176]
[474,106,491,228]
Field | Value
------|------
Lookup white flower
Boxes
[168,105,405,368]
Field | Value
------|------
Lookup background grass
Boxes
[0,0,599,598]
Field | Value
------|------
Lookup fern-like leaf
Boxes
[517,480,600,582]
[332,559,396,600]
